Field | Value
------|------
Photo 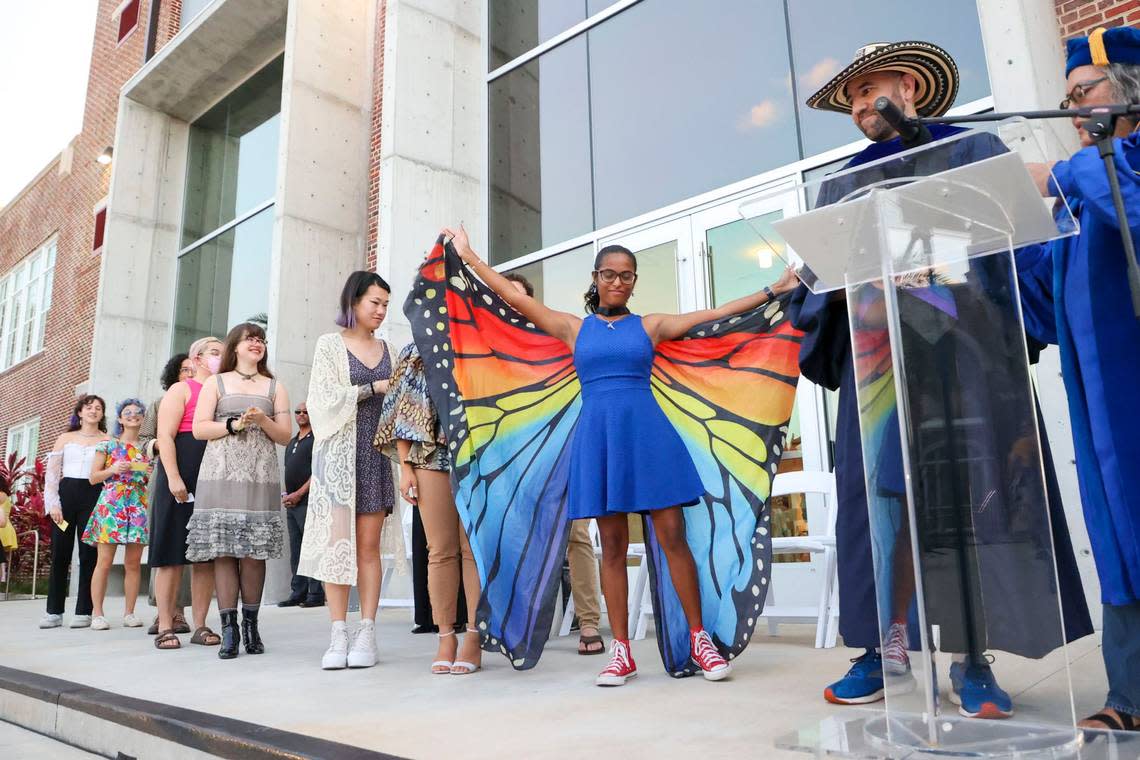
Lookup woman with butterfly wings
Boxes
[411,225,801,684]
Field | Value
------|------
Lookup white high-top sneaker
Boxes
[321,622,349,670]
[39,613,63,629]
[347,620,378,668]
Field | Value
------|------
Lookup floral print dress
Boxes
[82,439,151,545]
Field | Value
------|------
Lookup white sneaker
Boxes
[882,622,911,676]
[70,614,92,628]
[347,621,378,668]
[123,613,143,628]
[39,613,63,629]
[321,623,349,670]
[90,616,110,631]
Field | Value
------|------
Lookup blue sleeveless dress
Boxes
[567,314,704,520]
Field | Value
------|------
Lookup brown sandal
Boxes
[190,626,221,646]
[172,612,191,634]
[154,629,181,650]
[578,633,606,655]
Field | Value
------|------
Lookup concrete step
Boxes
[0,665,403,760]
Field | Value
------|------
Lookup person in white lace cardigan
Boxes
[300,271,403,670]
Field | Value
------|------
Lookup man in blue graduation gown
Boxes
[790,40,1092,718]
[1019,26,1140,732]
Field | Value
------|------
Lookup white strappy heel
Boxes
[432,631,456,675]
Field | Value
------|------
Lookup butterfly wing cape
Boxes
[407,237,803,674]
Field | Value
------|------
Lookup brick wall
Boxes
[366,0,387,271]
[1055,0,1140,38]
[0,0,184,459]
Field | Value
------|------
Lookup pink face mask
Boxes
[205,355,222,374]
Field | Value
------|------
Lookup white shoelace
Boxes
[601,641,632,674]
[327,626,349,654]
[692,631,725,667]
[882,623,908,668]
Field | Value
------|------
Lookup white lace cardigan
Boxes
[299,332,405,586]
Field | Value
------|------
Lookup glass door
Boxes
[599,217,698,315]
[691,191,836,618]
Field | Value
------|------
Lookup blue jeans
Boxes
[1103,601,1140,716]
[286,503,322,601]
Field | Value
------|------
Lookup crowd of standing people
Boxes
[16,23,1139,737]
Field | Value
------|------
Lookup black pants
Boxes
[46,478,100,616]
[412,505,467,627]
[285,503,323,601]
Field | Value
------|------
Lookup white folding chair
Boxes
[557,520,645,637]
[379,503,415,611]
[763,470,839,648]
[628,471,840,646]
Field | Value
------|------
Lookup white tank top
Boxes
[61,442,101,479]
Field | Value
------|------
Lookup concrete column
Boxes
[263,0,377,602]
[976,0,1101,615]
[88,98,189,405]
[377,0,483,350]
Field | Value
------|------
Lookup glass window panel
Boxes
[505,244,594,313]
[172,207,274,351]
[788,0,991,157]
[706,211,789,305]
[588,0,799,229]
[179,0,215,28]
[489,37,593,265]
[181,56,283,247]
[489,0,587,70]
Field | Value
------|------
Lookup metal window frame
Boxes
[176,198,276,258]
[486,0,644,83]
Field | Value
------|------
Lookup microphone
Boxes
[874,97,932,147]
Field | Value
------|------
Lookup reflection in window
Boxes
[489,37,593,265]
[181,56,283,247]
[172,208,274,351]
[505,244,594,314]
[587,0,798,228]
[787,0,991,157]
[489,0,586,70]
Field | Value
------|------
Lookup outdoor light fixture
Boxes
[97,146,114,165]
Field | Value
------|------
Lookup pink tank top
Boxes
[179,379,203,433]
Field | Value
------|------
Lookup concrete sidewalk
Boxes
[0,599,1110,759]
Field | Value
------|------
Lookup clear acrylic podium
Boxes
[739,124,1111,758]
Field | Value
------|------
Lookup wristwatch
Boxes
[763,286,776,301]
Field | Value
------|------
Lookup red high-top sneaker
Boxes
[595,639,638,686]
[691,629,732,681]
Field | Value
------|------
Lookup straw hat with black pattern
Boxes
[807,40,959,118]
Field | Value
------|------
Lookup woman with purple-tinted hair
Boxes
[300,271,399,670]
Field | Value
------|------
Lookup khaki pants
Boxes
[567,519,601,630]
[417,468,481,629]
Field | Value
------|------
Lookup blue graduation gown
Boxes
[1018,132,1140,607]
[788,125,1093,653]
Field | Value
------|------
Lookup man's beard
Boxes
[855,111,897,142]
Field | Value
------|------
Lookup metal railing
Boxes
[3,529,41,600]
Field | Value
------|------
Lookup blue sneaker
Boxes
[949,658,1014,719]
[825,651,887,705]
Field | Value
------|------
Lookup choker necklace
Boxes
[236,369,258,381]
[596,306,630,318]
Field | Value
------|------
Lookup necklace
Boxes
[236,368,258,381]
[596,305,630,318]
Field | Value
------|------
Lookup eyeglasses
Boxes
[178,367,194,376]
[594,269,637,285]
[120,411,144,419]
[1059,77,1108,110]
[294,409,308,415]
[243,336,268,346]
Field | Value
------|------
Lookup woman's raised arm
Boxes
[442,226,581,347]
